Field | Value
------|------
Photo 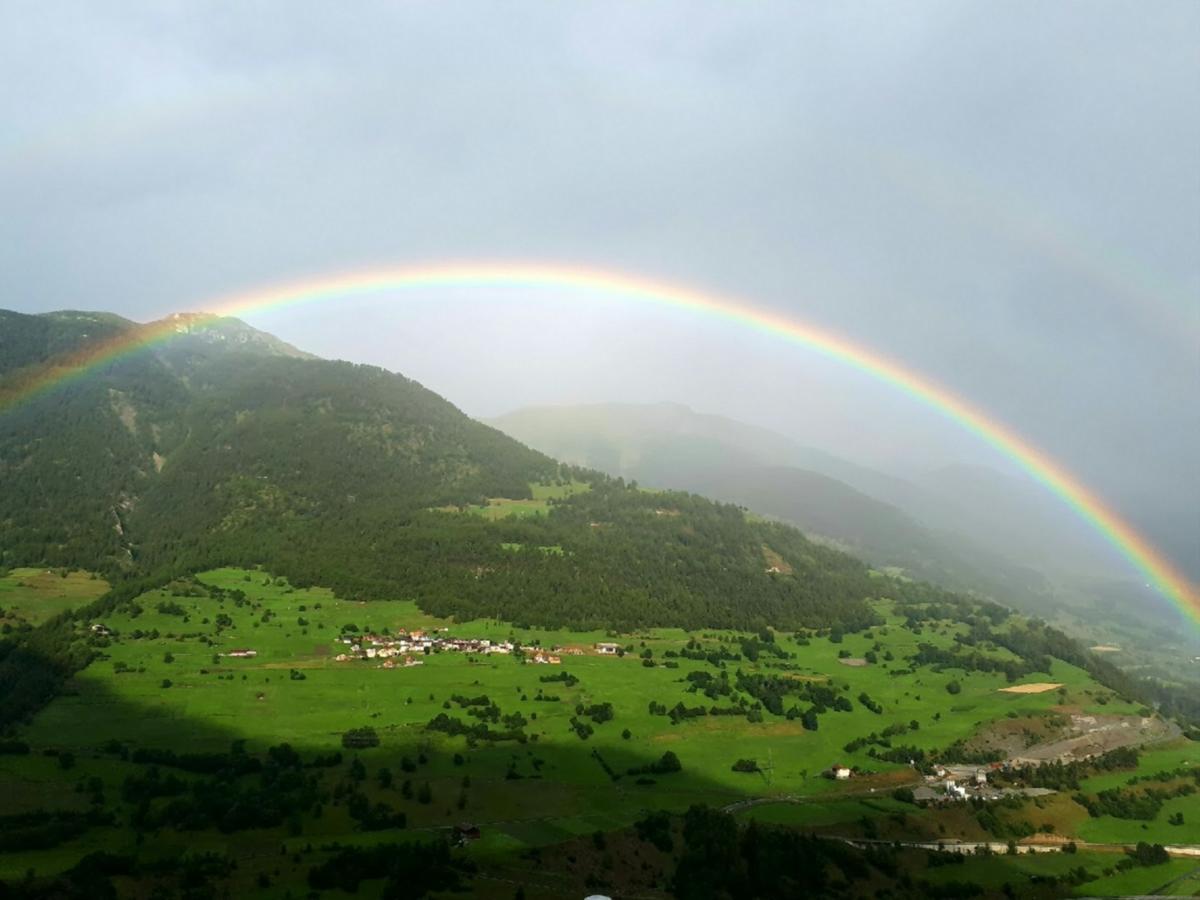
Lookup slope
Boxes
[0,309,880,637]
[489,402,1051,597]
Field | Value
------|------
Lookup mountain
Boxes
[489,403,1200,676]
[0,310,882,636]
[490,404,1031,586]
[0,308,135,371]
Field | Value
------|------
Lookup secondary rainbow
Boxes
[4,261,1197,625]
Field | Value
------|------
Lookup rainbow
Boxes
[4,261,1197,625]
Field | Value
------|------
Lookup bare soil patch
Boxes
[1007,714,1181,766]
[999,682,1062,694]
[837,657,869,667]
[761,545,794,575]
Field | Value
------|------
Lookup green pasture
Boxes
[919,848,1198,897]
[1071,740,1200,845]
[1081,857,1200,896]
[0,567,108,626]
[6,566,1183,884]
[457,479,592,520]
[26,574,1090,787]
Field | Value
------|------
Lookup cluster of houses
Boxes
[332,629,606,669]
[830,760,1035,805]
[907,764,1051,804]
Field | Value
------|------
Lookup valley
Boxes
[1,310,1197,898]
[2,566,1197,897]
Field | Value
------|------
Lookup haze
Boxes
[3,2,1197,578]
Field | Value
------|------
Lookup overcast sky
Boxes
[2,1,1197,577]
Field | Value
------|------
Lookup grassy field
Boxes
[0,567,109,627]
[455,479,593,520]
[3,565,1193,894]
[919,848,1200,897]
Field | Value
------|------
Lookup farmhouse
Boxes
[595,642,621,655]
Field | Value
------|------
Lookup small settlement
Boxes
[912,764,1054,804]
[826,760,1053,805]
[332,629,586,668]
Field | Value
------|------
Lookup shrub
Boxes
[342,727,380,750]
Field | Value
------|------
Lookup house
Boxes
[595,642,621,655]
[974,770,988,785]
[832,764,852,780]
[547,655,561,665]
[89,623,112,636]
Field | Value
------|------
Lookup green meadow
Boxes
[0,567,109,627]
[2,565,1192,894]
[458,479,592,520]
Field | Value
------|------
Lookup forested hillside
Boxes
[0,309,879,634]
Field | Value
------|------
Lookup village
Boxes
[909,763,1053,804]
[329,629,626,670]
[825,761,1058,805]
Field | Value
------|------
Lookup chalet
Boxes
[595,642,621,655]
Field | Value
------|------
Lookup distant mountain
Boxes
[913,463,1127,580]
[487,402,1125,604]
[490,402,933,510]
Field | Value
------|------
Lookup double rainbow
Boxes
[4,262,1197,625]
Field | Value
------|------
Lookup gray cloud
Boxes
[2,1,1197,575]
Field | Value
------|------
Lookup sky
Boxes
[2,1,1197,577]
